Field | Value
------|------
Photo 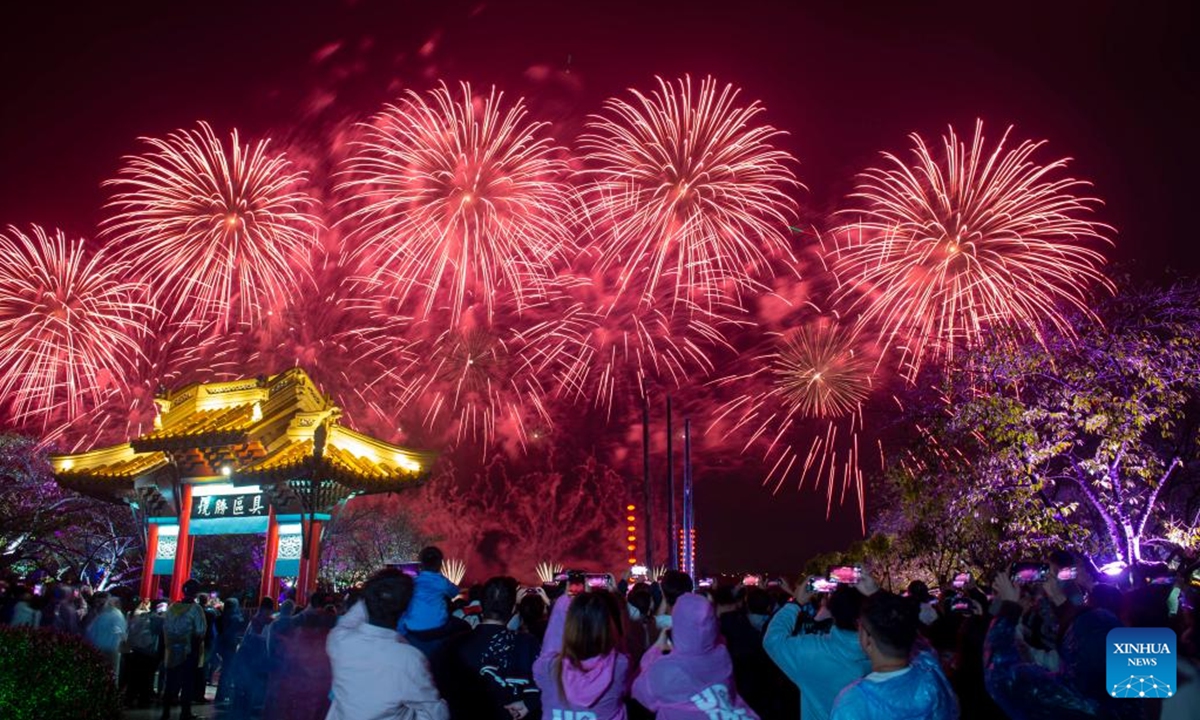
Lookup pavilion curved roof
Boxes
[51,368,434,504]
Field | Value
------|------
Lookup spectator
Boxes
[535,590,632,720]
[263,590,338,720]
[632,592,760,718]
[654,570,694,633]
[229,597,275,720]
[7,586,40,627]
[455,576,542,719]
[984,572,1132,720]
[126,600,165,708]
[214,597,246,704]
[518,586,550,643]
[161,579,208,720]
[402,546,462,657]
[194,592,219,703]
[625,583,657,666]
[326,569,450,720]
[764,582,869,720]
[85,593,128,683]
[830,590,958,720]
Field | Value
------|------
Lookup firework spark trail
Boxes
[0,225,149,434]
[833,120,1112,379]
[389,291,580,451]
[580,75,800,311]
[240,264,420,437]
[59,321,244,451]
[103,122,321,331]
[710,320,875,522]
[521,275,740,420]
[339,82,576,324]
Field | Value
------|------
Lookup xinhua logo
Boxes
[1106,627,1176,699]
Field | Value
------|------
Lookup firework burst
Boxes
[103,121,320,330]
[833,121,1112,378]
[775,322,874,419]
[391,295,566,452]
[238,266,418,440]
[711,320,876,521]
[340,82,576,323]
[580,76,800,310]
[0,225,149,434]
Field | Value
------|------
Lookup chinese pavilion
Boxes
[50,368,434,603]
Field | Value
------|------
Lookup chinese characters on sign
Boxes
[191,492,267,519]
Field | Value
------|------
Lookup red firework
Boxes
[833,121,1112,378]
[580,76,800,311]
[712,320,876,522]
[527,277,736,420]
[392,297,560,452]
[103,122,320,330]
[339,82,576,323]
[239,260,418,439]
[0,225,149,435]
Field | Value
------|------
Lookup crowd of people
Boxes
[1,546,1198,720]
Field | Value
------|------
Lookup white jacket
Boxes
[325,601,449,720]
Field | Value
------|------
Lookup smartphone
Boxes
[1056,566,1078,581]
[395,561,421,578]
[827,566,863,585]
[950,595,973,614]
[742,574,762,587]
[697,577,715,589]
[1010,562,1049,584]
[805,577,838,594]
[952,572,970,589]
[585,573,614,591]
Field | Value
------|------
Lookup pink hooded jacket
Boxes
[632,594,760,719]
[533,595,631,720]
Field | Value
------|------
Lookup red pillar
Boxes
[303,519,322,604]
[140,523,159,601]
[259,507,279,603]
[169,485,193,601]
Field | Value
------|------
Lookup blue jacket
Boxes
[763,603,870,720]
[402,570,459,632]
[831,651,958,720]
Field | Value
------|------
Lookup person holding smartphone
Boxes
[763,576,871,720]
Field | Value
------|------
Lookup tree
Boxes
[0,434,143,588]
[887,282,1200,567]
[320,494,429,588]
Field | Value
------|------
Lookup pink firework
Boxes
[833,121,1112,379]
[712,320,876,522]
[103,122,320,330]
[0,225,149,434]
[527,278,735,420]
[239,261,418,439]
[580,76,800,310]
[339,82,576,323]
[393,298,557,452]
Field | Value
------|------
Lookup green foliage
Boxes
[871,281,1200,577]
[0,626,121,720]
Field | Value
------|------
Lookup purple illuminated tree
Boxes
[897,281,1200,566]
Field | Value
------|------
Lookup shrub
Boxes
[0,625,121,720]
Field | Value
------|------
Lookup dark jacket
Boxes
[456,622,542,720]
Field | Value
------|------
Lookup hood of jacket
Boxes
[563,651,619,707]
[671,594,718,656]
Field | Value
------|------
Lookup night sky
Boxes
[3,1,1198,573]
